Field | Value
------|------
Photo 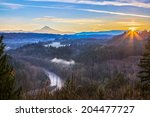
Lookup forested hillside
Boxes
[4,30,150,99]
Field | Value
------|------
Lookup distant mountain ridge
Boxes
[0,28,126,40]
[64,30,125,40]
[75,30,125,36]
[34,26,73,34]
[0,26,73,34]
[0,25,124,36]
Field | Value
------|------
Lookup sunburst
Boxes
[122,27,142,46]
[125,27,141,40]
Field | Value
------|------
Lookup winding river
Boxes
[44,69,63,89]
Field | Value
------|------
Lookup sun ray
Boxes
[122,27,142,46]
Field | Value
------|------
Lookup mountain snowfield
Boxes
[34,26,73,34]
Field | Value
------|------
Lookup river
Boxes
[44,70,63,89]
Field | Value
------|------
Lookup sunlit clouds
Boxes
[34,16,102,24]
[0,17,149,32]
[0,0,150,32]
[29,0,150,8]
[79,8,150,18]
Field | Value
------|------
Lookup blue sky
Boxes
[0,0,150,32]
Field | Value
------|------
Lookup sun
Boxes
[129,27,137,32]
[123,27,141,43]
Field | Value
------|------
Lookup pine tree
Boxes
[138,35,150,94]
[0,35,20,99]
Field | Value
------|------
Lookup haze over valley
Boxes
[0,0,150,99]
[2,29,149,99]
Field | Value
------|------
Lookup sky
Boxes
[0,0,150,32]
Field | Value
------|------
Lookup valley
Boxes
[2,30,149,99]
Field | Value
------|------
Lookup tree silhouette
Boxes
[0,35,20,99]
[138,35,150,94]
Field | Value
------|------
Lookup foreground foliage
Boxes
[0,36,20,99]
[23,74,147,100]
[138,35,150,95]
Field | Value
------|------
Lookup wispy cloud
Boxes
[1,1,149,18]
[117,21,143,26]
[29,0,150,8]
[0,2,24,9]
[0,2,72,10]
[79,8,150,18]
[34,16,102,24]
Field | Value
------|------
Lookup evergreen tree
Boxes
[138,35,150,94]
[0,35,20,99]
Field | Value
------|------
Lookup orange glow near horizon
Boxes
[123,28,142,45]
[129,27,137,32]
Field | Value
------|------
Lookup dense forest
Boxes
[0,30,150,99]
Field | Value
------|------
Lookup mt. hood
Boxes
[34,26,73,34]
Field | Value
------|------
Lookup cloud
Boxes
[33,7,150,19]
[34,16,102,24]
[0,2,24,9]
[79,8,150,18]
[51,58,75,65]
[0,17,40,31]
[29,0,150,8]
[1,1,149,18]
[118,21,142,26]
